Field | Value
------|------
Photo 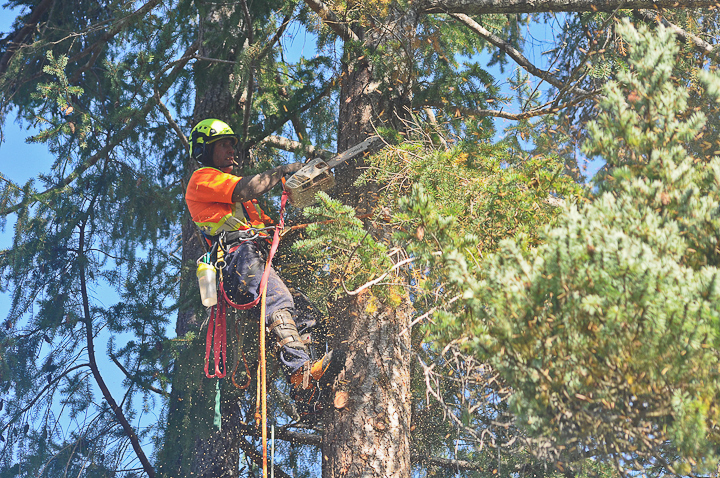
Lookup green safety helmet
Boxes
[190,119,238,165]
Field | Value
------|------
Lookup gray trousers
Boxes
[221,240,311,376]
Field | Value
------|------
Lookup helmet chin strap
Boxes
[200,142,215,167]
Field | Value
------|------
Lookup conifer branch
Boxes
[190,56,238,65]
[0,0,55,77]
[0,363,90,435]
[0,40,198,218]
[276,73,314,150]
[450,13,592,96]
[410,453,488,472]
[258,11,294,64]
[422,89,596,120]
[78,219,156,478]
[236,6,295,141]
[155,90,189,151]
[1,1,162,106]
[66,0,164,84]
[303,0,361,42]
[247,75,338,146]
[109,353,169,397]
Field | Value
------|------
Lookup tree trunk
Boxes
[323,295,413,478]
[323,10,417,478]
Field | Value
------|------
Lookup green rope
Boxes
[213,379,222,431]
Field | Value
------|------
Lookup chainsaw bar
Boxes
[325,136,383,169]
[285,136,383,208]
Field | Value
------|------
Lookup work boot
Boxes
[290,288,328,360]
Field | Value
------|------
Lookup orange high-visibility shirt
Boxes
[186,167,273,236]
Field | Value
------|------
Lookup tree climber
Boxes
[185,118,343,416]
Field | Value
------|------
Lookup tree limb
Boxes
[450,13,591,96]
[0,363,90,435]
[261,134,332,159]
[109,353,169,397]
[67,0,164,84]
[240,0,255,146]
[303,0,361,42]
[247,75,338,147]
[418,0,720,15]
[258,10,294,64]
[155,90,189,151]
[410,453,486,471]
[79,218,155,478]
[422,88,597,120]
[0,0,55,76]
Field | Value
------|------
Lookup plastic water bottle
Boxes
[196,261,217,307]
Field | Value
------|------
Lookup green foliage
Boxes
[5,0,719,476]
[421,21,720,475]
[293,120,584,475]
[31,52,91,148]
[293,191,392,299]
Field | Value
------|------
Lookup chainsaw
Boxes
[285,136,383,208]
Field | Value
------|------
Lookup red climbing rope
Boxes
[204,298,228,378]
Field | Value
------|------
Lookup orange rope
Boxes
[259,264,269,476]
[260,185,276,477]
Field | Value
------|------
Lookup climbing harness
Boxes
[203,191,288,379]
